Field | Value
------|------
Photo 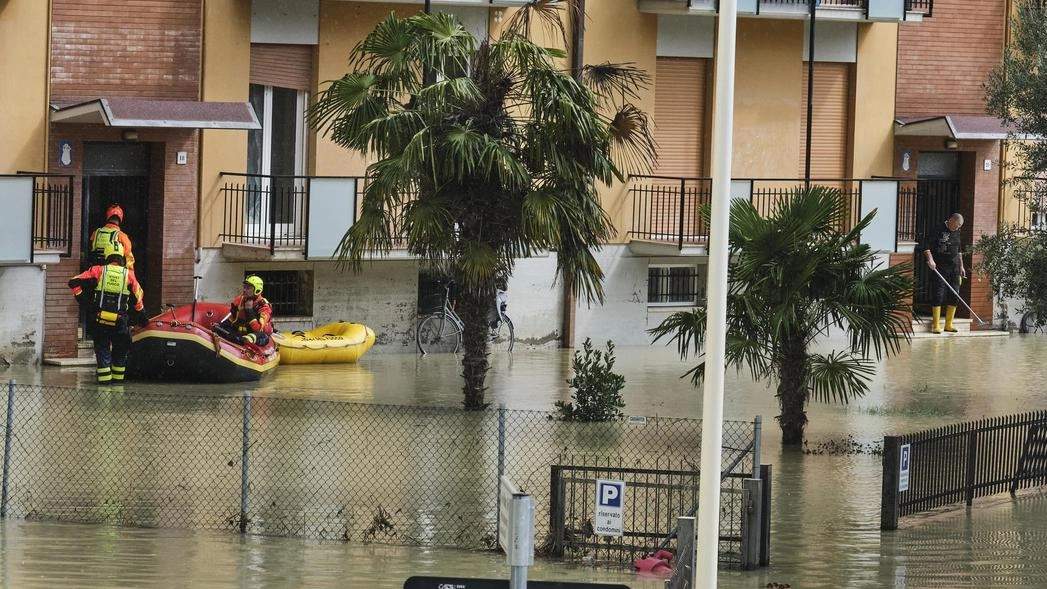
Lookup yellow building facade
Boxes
[1,0,932,362]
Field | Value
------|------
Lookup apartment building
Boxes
[1,0,932,364]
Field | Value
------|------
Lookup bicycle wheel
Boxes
[416,313,462,354]
[1020,311,1044,334]
[489,315,514,353]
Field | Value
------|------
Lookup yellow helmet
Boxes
[244,275,263,296]
[103,239,126,265]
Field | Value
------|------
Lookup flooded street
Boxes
[2,334,1047,588]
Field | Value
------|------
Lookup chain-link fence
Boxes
[0,382,759,560]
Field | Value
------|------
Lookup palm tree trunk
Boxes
[776,337,809,446]
[458,284,492,409]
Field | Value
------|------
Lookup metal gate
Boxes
[913,178,960,307]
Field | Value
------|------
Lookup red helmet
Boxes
[105,204,124,224]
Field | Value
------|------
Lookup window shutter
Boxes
[799,62,853,180]
[653,57,708,178]
[250,44,314,92]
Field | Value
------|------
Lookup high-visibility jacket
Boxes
[69,263,145,314]
[230,294,273,335]
[88,223,135,269]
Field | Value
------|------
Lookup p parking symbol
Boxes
[597,480,623,507]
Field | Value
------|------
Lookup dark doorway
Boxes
[82,142,154,312]
[913,152,961,309]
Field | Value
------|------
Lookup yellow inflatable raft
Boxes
[273,322,376,364]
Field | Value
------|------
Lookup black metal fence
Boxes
[880,410,1047,530]
[32,174,75,256]
[1011,178,1047,232]
[219,173,311,254]
[0,382,761,567]
[628,176,881,249]
[699,0,932,17]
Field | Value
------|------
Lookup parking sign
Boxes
[594,479,625,537]
[899,444,911,492]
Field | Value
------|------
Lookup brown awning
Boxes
[894,114,1032,140]
[50,98,260,130]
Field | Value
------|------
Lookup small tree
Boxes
[973,225,1047,324]
[650,186,913,445]
[555,338,625,422]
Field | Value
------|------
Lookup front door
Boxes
[913,152,961,308]
[82,142,155,315]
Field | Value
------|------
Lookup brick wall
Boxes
[50,0,202,102]
[896,0,1006,116]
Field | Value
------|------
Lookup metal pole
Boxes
[751,415,762,480]
[239,390,251,533]
[697,0,738,586]
[804,0,816,188]
[1,380,14,517]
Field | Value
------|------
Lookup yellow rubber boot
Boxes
[944,305,958,332]
[930,306,942,334]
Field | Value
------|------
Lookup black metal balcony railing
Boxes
[32,174,74,257]
[220,173,310,254]
[628,175,910,251]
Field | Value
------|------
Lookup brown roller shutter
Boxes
[250,44,314,92]
[799,62,852,180]
[653,57,708,178]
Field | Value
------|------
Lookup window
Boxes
[247,84,309,233]
[648,265,703,305]
[247,270,313,316]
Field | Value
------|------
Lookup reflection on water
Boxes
[2,335,1047,587]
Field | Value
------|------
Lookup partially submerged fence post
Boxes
[667,516,695,589]
[740,478,763,570]
[965,429,978,506]
[759,464,772,566]
[881,435,901,531]
[1,380,14,518]
[239,390,251,533]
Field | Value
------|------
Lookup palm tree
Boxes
[650,186,913,445]
[309,2,655,409]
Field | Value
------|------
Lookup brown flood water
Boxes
[1,334,1047,588]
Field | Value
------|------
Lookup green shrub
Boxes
[555,339,626,422]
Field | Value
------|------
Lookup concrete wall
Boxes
[0,266,46,365]
[573,245,651,347]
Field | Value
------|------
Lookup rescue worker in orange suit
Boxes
[69,240,147,383]
[88,203,135,269]
[216,275,273,346]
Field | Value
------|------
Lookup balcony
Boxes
[0,173,74,264]
[638,0,931,21]
[627,175,917,254]
[219,173,362,261]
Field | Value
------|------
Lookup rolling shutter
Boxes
[250,44,314,92]
[653,57,708,178]
[799,62,852,180]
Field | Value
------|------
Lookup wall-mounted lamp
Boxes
[944,138,958,150]
[122,129,139,142]
[493,9,503,24]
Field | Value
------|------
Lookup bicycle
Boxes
[416,283,514,354]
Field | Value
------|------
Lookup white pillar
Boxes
[694,0,737,587]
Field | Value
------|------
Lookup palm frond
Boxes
[502,0,577,49]
[582,62,650,103]
[806,351,874,404]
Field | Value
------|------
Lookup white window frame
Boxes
[249,85,309,240]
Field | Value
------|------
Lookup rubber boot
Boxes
[944,305,958,333]
[930,306,942,334]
